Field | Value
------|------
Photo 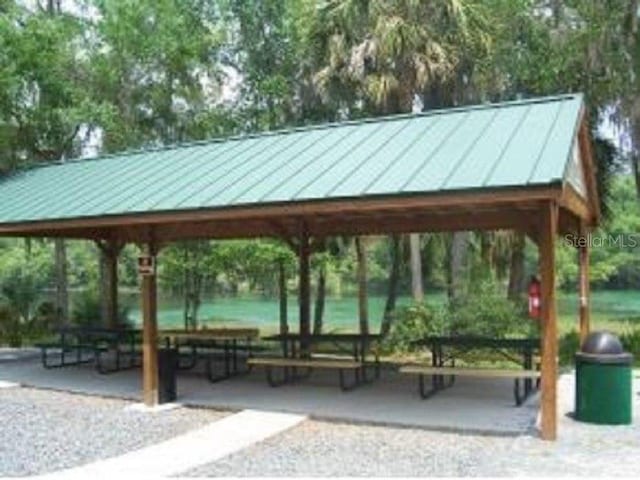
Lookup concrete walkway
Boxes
[0,357,539,434]
[37,409,306,479]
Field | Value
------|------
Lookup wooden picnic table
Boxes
[408,335,541,403]
[37,326,141,373]
[161,328,260,382]
[256,333,382,390]
[413,335,540,369]
[261,333,382,363]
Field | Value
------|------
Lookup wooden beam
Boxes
[578,220,590,345]
[141,242,159,407]
[307,208,541,238]
[0,186,562,237]
[539,201,559,441]
[298,224,311,356]
[560,184,592,222]
[577,116,601,224]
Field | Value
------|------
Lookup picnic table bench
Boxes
[403,335,541,406]
[399,365,541,405]
[254,333,382,391]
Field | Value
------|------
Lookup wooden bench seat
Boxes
[399,365,540,406]
[400,365,540,378]
[247,357,369,391]
[248,357,362,369]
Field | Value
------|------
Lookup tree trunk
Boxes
[313,265,326,334]
[278,259,288,335]
[480,232,493,265]
[54,238,68,324]
[99,248,108,323]
[24,238,32,259]
[183,248,190,330]
[299,230,312,354]
[409,233,424,302]
[507,231,526,301]
[356,237,369,335]
[381,235,401,336]
[633,152,640,199]
[448,232,469,303]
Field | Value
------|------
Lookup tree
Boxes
[381,234,402,336]
[89,0,230,149]
[409,233,424,302]
[355,236,369,335]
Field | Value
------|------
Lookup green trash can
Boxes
[575,331,633,425]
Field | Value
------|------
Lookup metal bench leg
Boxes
[41,348,63,369]
[339,369,359,392]
[206,352,234,383]
[266,365,290,387]
[514,378,526,406]
[419,374,444,399]
[178,345,197,370]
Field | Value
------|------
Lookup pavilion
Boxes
[0,93,600,440]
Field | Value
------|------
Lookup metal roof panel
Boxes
[0,94,586,225]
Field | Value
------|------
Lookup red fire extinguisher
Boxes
[528,276,541,319]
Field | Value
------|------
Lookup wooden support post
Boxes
[539,202,558,441]
[299,226,311,356]
[578,221,590,346]
[141,243,159,407]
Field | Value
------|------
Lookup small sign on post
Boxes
[138,255,156,276]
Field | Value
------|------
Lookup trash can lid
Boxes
[576,331,633,364]
[581,331,624,354]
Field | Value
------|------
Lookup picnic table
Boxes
[161,328,260,383]
[36,326,141,373]
[402,335,541,405]
[253,333,382,390]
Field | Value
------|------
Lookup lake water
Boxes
[126,290,640,333]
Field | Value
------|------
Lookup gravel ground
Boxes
[184,417,640,477]
[182,371,640,477]
[0,386,228,477]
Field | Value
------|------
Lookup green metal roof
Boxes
[0,94,584,225]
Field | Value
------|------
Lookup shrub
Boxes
[448,278,530,338]
[0,300,22,347]
[71,289,102,326]
[384,302,448,352]
[71,289,131,327]
[620,328,640,359]
[559,330,580,366]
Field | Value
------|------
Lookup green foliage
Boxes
[71,288,102,326]
[448,277,530,338]
[619,326,640,359]
[0,243,50,322]
[385,276,530,353]
[0,300,21,347]
[559,331,581,366]
[384,302,448,352]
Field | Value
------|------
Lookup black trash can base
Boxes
[158,347,178,403]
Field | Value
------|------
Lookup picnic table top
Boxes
[412,335,541,349]
[262,333,382,342]
[160,328,260,340]
[56,325,140,336]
